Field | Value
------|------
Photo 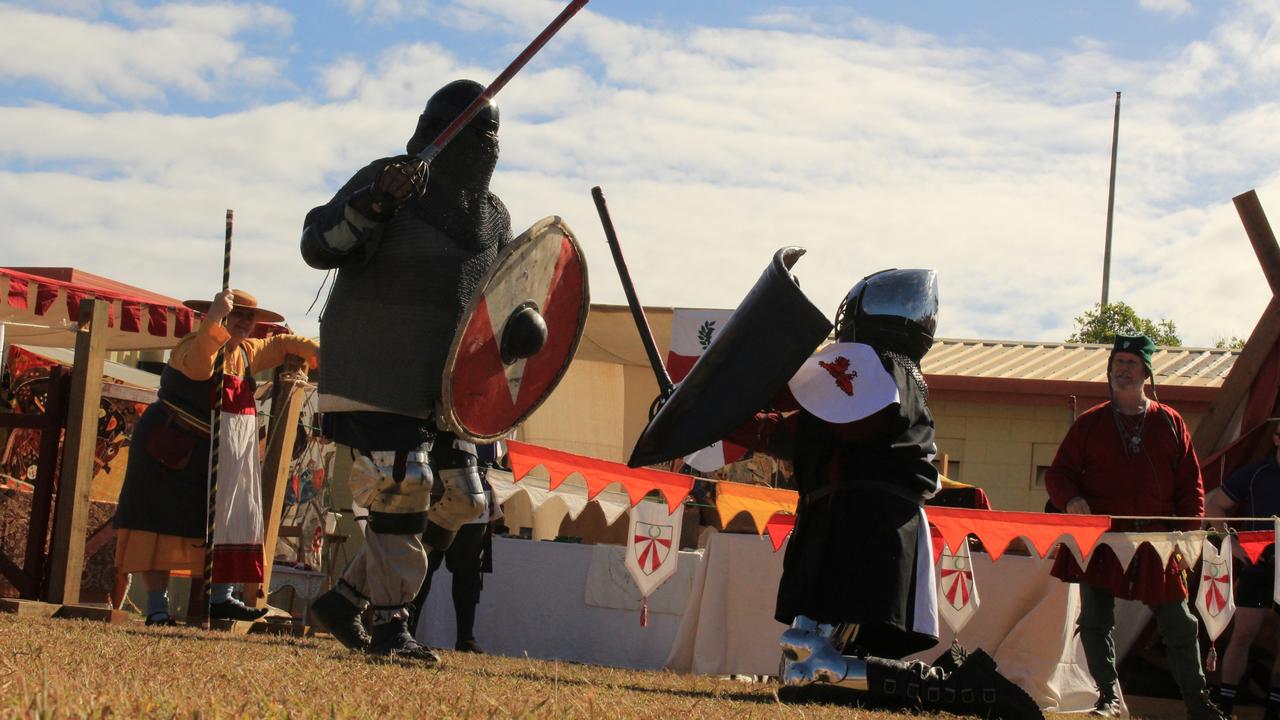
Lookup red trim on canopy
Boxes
[927,506,1112,561]
[6,276,28,310]
[507,440,693,514]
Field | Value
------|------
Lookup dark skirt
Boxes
[113,402,210,539]
[775,486,937,658]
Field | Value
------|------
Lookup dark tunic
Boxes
[742,353,939,658]
[114,349,250,539]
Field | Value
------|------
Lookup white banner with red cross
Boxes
[936,540,980,636]
[626,499,684,626]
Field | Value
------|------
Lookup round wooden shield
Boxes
[440,216,589,442]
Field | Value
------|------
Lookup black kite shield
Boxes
[440,216,589,442]
[627,247,832,468]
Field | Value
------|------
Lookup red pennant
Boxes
[35,282,58,315]
[508,441,693,514]
[927,507,1112,561]
[764,513,796,552]
[6,276,28,309]
[174,307,194,336]
[1236,530,1272,564]
[147,304,168,336]
[121,300,142,333]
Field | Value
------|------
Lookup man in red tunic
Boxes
[1046,334,1224,720]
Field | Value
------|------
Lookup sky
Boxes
[1,0,1278,348]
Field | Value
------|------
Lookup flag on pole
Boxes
[668,308,747,472]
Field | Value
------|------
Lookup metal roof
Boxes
[922,338,1239,388]
[578,305,1241,389]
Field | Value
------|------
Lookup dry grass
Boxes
[0,614,983,719]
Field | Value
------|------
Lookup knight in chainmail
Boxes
[731,270,1041,719]
[300,79,512,663]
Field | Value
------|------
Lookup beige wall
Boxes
[520,358,628,461]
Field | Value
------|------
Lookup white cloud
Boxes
[0,3,291,104]
[1139,0,1194,19]
[0,0,1276,348]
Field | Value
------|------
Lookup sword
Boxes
[591,186,675,401]
[415,0,589,164]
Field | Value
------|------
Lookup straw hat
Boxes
[183,289,284,324]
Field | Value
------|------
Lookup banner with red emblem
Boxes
[625,499,683,626]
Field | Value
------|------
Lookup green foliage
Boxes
[1215,336,1246,350]
[1067,302,1181,346]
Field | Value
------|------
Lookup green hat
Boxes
[1111,333,1155,376]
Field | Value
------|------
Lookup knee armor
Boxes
[348,448,433,534]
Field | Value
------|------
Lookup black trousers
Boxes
[409,521,490,642]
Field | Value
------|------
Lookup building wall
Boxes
[520,358,628,461]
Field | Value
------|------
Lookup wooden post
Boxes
[45,298,108,604]
[1192,191,1280,458]
[245,368,307,608]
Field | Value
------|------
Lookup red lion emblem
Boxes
[818,356,857,396]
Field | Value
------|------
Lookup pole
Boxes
[204,209,233,624]
[415,0,589,165]
[591,186,674,397]
[1101,91,1121,307]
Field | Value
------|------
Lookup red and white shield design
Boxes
[625,500,683,598]
[1196,537,1235,640]
[936,542,979,634]
[441,216,589,442]
[633,522,673,576]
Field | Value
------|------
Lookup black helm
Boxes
[834,268,938,362]
[405,79,500,195]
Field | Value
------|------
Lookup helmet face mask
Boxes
[834,269,938,362]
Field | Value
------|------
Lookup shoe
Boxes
[209,597,270,622]
[454,638,484,654]
[368,618,441,665]
[145,612,176,627]
[310,589,371,651]
[1184,690,1229,720]
[867,648,1044,720]
[1090,685,1124,718]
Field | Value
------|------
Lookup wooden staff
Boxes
[204,208,233,623]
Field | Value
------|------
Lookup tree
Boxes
[1067,301,1181,346]
[1215,336,1246,350]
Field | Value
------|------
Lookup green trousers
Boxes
[1077,583,1206,699]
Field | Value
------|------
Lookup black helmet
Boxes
[834,268,938,362]
[406,79,499,156]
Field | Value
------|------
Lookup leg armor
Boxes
[424,433,485,550]
[348,448,433,535]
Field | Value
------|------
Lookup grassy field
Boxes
[1,614,981,719]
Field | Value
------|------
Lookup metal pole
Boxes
[1101,91,1121,307]
[591,186,675,397]
[415,0,589,165]
[204,209,233,624]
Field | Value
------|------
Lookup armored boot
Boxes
[1183,690,1229,720]
[866,649,1045,720]
[310,586,371,651]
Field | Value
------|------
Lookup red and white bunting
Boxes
[625,499,683,626]
[936,541,980,635]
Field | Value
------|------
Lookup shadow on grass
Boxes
[451,664,782,706]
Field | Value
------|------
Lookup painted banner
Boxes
[625,499,683,626]
[1196,536,1235,671]
[937,541,980,635]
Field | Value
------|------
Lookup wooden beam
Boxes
[45,298,108,604]
[1235,190,1280,296]
[1192,192,1280,458]
[245,370,306,608]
